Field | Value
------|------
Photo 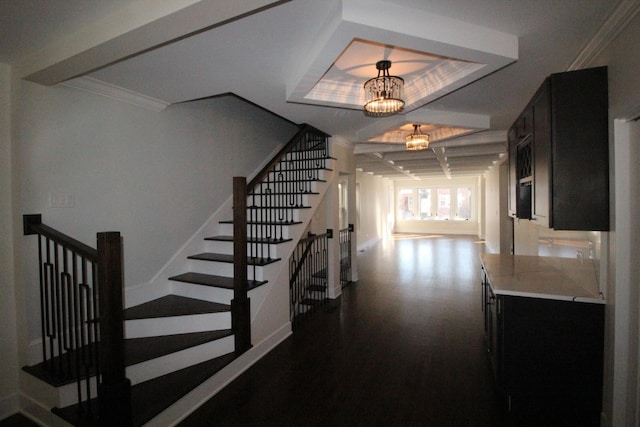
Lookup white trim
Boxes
[0,393,19,422]
[568,0,640,70]
[19,393,69,427]
[61,76,170,112]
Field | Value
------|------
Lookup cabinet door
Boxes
[532,81,551,227]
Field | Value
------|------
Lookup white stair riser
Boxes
[126,335,234,385]
[186,259,265,281]
[253,180,320,194]
[125,312,231,339]
[171,282,233,303]
[249,194,313,207]
[54,335,235,407]
[262,169,328,182]
[204,240,282,258]
[217,223,293,240]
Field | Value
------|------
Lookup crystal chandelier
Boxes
[406,124,429,151]
[363,60,405,117]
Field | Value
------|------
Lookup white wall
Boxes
[355,171,393,250]
[16,81,298,351]
[590,13,640,424]
[0,63,19,419]
[484,165,509,254]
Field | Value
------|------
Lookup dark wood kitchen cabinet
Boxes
[508,67,609,231]
[482,290,604,424]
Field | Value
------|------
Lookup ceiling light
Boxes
[363,60,405,117]
[406,124,430,151]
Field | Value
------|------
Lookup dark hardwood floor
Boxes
[177,234,586,427]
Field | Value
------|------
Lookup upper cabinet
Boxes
[508,67,609,231]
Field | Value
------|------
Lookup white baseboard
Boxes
[19,393,71,427]
[0,393,19,421]
[147,322,293,427]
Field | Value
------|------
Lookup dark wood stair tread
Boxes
[169,272,266,290]
[22,330,233,387]
[300,298,326,306]
[306,285,327,292]
[219,219,302,225]
[52,352,237,427]
[205,235,292,244]
[267,166,332,172]
[253,178,326,183]
[124,295,230,320]
[248,191,319,196]
[188,252,281,266]
[247,205,311,209]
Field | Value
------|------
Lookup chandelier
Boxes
[363,60,405,117]
[406,124,429,151]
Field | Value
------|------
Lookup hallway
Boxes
[177,235,575,426]
[178,235,497,426]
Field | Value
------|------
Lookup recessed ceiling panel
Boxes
[304,39,485,109]
[286,0,518,114]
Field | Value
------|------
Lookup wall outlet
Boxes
[49,192,75,208]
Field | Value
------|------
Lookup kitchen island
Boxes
[480,253,604,425]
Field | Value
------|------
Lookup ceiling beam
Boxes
[20,0,287,85]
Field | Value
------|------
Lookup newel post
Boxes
[233,177,251,355]
[97,232,132,425]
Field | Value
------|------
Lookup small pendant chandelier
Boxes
[406,124,429,151]
[363,60,405,117]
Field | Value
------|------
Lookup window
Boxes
[418,188,432,219]
[397,184,474,222]
[437,188,451,220]
[456,187,472,220]
[398,188,414,219]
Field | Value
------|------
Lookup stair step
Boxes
[300,298,326,307]
[52,352,237,427]
[248,191,319,196]
[125,295,230,320]
[312,268,327,279]
[188,252,281,266]
[267,166,332,172]
[205,235,292,244]
[306,285,327,292]
[22,330,233,387]
[219,219,302,226]
[169,272,266,290]
[279,157,332,162]
[254,178,326,184]
[247,205,311,210]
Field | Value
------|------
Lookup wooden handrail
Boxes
[24,214,97,260]
[247,124,330,191]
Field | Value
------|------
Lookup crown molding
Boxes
[568,0,640,70]
[61,76,170,112]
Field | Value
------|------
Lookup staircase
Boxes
[21,125,334,426]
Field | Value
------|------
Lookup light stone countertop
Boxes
[480,253,604,304]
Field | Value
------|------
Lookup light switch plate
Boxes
[49,192,75,208]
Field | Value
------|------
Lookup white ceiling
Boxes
[1,0,630,180]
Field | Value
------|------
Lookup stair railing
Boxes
[233,124,331,352]
[289,230,331,323]
[339,224,354,288]
[23,214,131,425]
